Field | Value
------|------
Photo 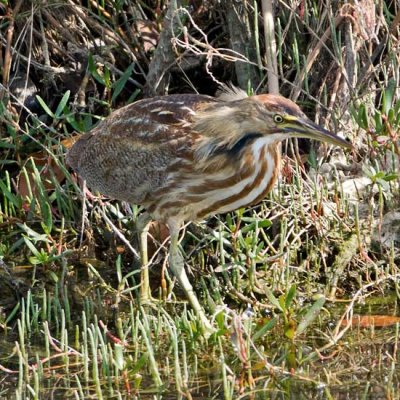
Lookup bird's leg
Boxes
[136,212,152,302]
[168,223,214,335]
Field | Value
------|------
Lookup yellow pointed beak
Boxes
[283,117,352,149]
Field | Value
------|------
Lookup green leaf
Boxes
[112,64,133,103]
[83,114,94,131]
[383,173,399,182]
[284,319,296,340]
[130,353,148,374]
[55,90,70,118]
[0,179,22,208]
[240,217,272,231]
[18,223,49,243]
[296,295,326,336]
[388,108,395,125]
[396,109,400,128]
[28,256,41,265]
[278,294,286,312]
[5,303,20,325]
[0,141,16,149]
[382,79,396,115]
[36,95,55,118]
[88,54,105,85]
[215,310,226,331]
[47,271,59,282]
[23,236,40,257]
[286,343,297,369]
[374,111,383,134]
[127,88,141,103]
[259,219,273,228]
[31,162,53,234]
[358,104,368,130]
[285,284,297,309]
[252,317,277,341]
[265,288,283,312]
[307,147,317,168]
[241,222,256,233]
[64,106,83,132]
[395,99,400,115]
[103,66,111,88]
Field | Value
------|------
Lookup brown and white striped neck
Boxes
[147,135,281,224]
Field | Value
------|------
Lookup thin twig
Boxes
[1,0,24,90]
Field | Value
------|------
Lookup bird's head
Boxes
[193,92,351,160]
[251,94,352,148]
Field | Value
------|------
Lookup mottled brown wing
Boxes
[66,94,218,204]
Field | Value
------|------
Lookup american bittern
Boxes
[66,87,351,332]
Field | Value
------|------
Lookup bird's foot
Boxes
[198,315,216,338]
[140,288,215,337]
[139,287,162,306]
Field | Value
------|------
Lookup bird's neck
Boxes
[245,137,281,179]
[239,138,282,207]
[189,137,281,220]
[195,128,279,159]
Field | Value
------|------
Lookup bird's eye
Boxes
[273,114,284,123]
